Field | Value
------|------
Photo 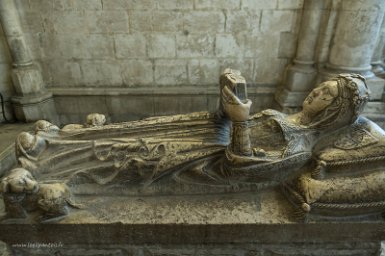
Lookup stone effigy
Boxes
[1,70,385,223]
[0,168,82,222]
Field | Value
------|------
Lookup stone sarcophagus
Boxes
[1,70,385,226]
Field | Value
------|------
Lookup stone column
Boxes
[275,0,325,111]
[371,14,385,78]
[319,0,385,101]
[0,0,58,123]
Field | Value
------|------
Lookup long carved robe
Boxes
[18,112,229,188]
[16,110,328,190]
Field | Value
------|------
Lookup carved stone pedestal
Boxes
[275,64,317,110]
[9,64,58,123]
[363,101,385,129]
[0,191,384,256]
[366,77,385,101]
[11,92,58,124]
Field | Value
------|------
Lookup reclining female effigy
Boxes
[2,70,385,222]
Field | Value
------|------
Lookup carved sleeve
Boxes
[230,121,252,156]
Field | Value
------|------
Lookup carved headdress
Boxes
[332,73,369,120]
[308,73,370,129]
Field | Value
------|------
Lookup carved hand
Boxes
[221,86,252,122]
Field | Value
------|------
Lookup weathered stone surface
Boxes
[11,65,44,95]
[48,11,88,33]
[242,0,277,9]
[47,34,114,59]
[86,10,129,34]
[12,93,58,123]
[78,96,109,115]
[260,10,295,32]
[102,0,157,10]
[254,58,287,84]
[154,60,187,85]
[54,96,85,116]
[53,0,103,11]
[52,88,273,124]
[153,95,208,116]
[363,102,385,119]
[218,59,254,84]
[114,34,147,58]
[188,59,219,85]
[0,100,13,123]
[148,34,176,58]
[0,34,11,63]
[226,10,260,34]
[17,11,43,34]
[129,11,153,32]
[121,60,154,86]
[183,11,225,33]
[244,33,280,58]
[106,95,155,121]
[282,64,317,92]
[328,0,385,70]
[278,32,297,58]
[277,0,304,9]
[365,76,385,100]
[44,60,82,87]
[25,0,54,13]
[215,34,243,58]
[275,88,310,107]
[176,34,215,58]
[1,0,312,94]
[0,64,11,84]
[157,0,193,10]
[152,11,184,32]
[194,0,240,10]
[57,114,83,126]
[80,60,123,86]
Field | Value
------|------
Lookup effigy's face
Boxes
[302,80,338,116]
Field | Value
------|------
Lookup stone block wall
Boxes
[7,0,304,124]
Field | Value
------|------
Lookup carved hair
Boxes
[307,74,369,129]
